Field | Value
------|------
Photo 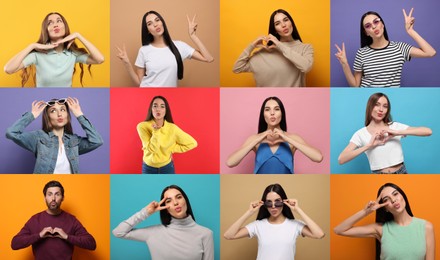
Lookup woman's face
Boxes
[163,188,188,219]
[47,14,66,41]
[47,103,69,129]
[146,13,164,37]
[152,98,166,121]
[265,191,284,218]
[264,99,282,128]
[379,186,406,215]
[371,96,388,122]
[273,13,292,39]
[363,14,384,39]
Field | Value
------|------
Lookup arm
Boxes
[116,45,144,86]
[67,97,103,154]
[63,220,96,250]
[11,223,43,250]
[333,199,387,239]
[232,37,266,73]
[112,198,168,241]
[171,124,198,153]
[226,132,268,168]
[224,201,263,240]
[386,126,432,137]
[284,199,324,239]
[55,32,104,64]
[338,130,387,165]
[186,15,214,62]
[202,230,214,260]
[5,101,47,152]
[275,129,323,163]
[267,34,313,73]
[403,8,436,58]
[425,221,435,260]
[334,43,362,87]
[4,43,56,74]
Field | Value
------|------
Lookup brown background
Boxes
[110,0,220,87]
[221,174,330,260]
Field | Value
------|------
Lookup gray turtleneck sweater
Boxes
[112,207,214,260]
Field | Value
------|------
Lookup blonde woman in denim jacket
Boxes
[6,97,103,173]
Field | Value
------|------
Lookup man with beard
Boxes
[11,180,96,260]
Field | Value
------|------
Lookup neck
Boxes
[370,37,388,48]
[152,36,166,47]
[368,119,386,127]
[52,127,65,137]
[267,125,280,131]
[46,208,62,215]
[268,214,286,224]
[154,118,164,127]
[392,211,412,226]
[280,35,294,42]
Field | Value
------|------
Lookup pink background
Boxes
[220,88,330,174]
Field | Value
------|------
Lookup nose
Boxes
[173,200,178,206]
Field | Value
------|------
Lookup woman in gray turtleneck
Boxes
[113,185,214,260]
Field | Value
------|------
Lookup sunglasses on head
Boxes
[264,200,284,208]
[364,18,381,30]
[46,98,67,106]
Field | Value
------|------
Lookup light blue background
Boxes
[331,88,440,173]
[110,174,220,260]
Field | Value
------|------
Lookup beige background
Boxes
[221,174,330,260]
[110,0,219,87]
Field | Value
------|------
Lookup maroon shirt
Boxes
[11,210,96,260]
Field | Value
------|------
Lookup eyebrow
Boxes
[381,189,397,200]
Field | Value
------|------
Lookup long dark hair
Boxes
[375,183,413,260]
[364,92,392,126]
[360,11,389,48]
[256,183,295,220]
[22,12,91,87]
[42,99,73,134]
[141,11,184,80]
[145,96,174,123]
[269,9,302,42]
[159,185,195,226]
[258,97,287,133]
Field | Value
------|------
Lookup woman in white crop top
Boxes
[338,92,432,173]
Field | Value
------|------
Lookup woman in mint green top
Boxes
[334,183,435,260]
[4,12,104,87]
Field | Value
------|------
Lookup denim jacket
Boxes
[6,112,103,173]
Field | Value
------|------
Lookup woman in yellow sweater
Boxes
[137,96,197,173]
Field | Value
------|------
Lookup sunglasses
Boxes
[46,98,67,106]
[264,200,284,208]
[364,18,381,30]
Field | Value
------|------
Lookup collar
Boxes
[169,215,196,228]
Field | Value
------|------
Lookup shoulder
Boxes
[389,122,409,130]
[425,220,434,232]
[137,121,151,129]
[194,223,214,236]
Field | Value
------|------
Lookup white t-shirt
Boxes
[350,122,409,171]
[246,218,305,260]
[135,40,194,87]
[54,144,72,174]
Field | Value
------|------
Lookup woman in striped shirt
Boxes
[334,8,436,87]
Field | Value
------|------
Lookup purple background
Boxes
[0,89,110,174]
[331,0,440,87]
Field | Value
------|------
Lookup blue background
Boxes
[331,88,440,173]
[110,174,220,260]
[0,88,110,173]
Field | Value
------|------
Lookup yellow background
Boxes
[220,0,330,87]
[0,0,110,87]
[0,175,110,259]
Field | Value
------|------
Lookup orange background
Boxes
[331,174,440,260]
[0,175,110,260]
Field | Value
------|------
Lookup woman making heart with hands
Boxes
[338,92,432,173]
[226,96,323,174]
[233,9,313,87]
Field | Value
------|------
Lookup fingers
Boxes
[409,7,414,17]
[186,14,190,23]
[334,44,342,52]
[159,196,167,205]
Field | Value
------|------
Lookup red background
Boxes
[110,88,219,174]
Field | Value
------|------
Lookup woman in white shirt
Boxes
[338,92,432,173]
[224,183,324,260]
[117,11,214,87]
